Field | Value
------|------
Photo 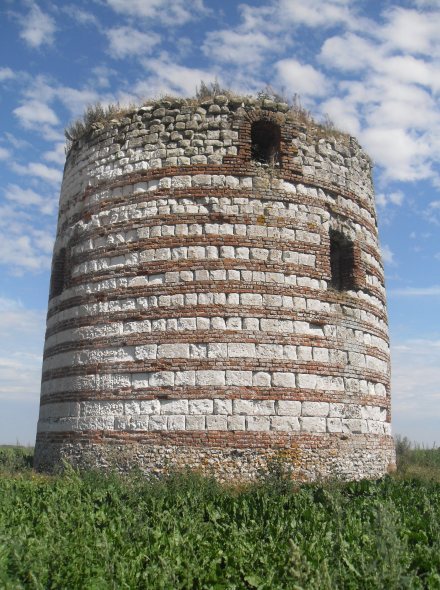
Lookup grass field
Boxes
[1,444,440,589]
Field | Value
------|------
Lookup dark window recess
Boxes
[49,248,67,299]
[330,231,355,291]
[251,120,281,165]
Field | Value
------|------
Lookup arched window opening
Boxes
[330,231,355,291]
[251,120,281,165]
[49,248,67,299]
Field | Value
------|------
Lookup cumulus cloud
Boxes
[0,298,45,402]
[376,190,404,208]
[105,0,207,25]
[43,142,66,166]
[381,244,395,265]
[203,29,275,66]
[4,184,57,215]
[11,162,63,185]
[0,67,15,81]
[0,201,54,275]
[13,100,59,130]
[18,2,56,49]
[137,59,219,97]
[106,26,160,59]
[277,0,357,29]
[0,146,10,160]
[275,59,330,98]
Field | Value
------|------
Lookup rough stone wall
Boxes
[34,96,395,481]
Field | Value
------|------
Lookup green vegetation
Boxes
[1,445,440,589]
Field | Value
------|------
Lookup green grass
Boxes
[1,446,440,589]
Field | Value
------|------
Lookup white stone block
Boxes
[227,416,245,431]
[177,317,197,331]
[175,371,196,386]
[130,416,150,430]
[208,343,228,358]
[190,343,207,358]
[247,416,270,431]
[206,415,228,430]
[226,371,253,386]
[161,399,188,414]
[297,374,317,389]
[383,422,392,435]
[271,416,300,431]
[241,293,263,306]
[196,370,225,386]
[329,403,344,417]
[277,401,301,416]
[149,415,168,430]
[342,419,368,434]
[150,372,174,387]
[135,345,157,360]
[157,344,189,359]
[375,383,387,396]
[300,417,326,433]
[272,373,296,387]
[124,401,141,415]
[326,418,343,433]
[228,343,256,358]
[213,399,232,415]
[233,399,275,415]
[256,344,283,359]
[367,420,384,434]
[186,415,206,430]
[253,371,271,386]
[189,399,213,414]
[168,415,186,430]
[140,400,160,414]
[302,402,329,417]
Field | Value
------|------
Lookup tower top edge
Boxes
[65,93,368,160]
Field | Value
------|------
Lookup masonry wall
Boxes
[34,96,395,481]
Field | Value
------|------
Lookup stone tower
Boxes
[34,95,395,480]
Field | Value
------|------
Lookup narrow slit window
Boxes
[330,231,355,291]
[49,248,67,299]
[251,120,281,165]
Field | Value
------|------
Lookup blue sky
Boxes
[0,0,439,446]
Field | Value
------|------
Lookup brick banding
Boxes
[35,96,395,480]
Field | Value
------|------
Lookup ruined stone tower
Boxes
[34,95,395,480]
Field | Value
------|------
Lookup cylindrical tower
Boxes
[34,96,395,480]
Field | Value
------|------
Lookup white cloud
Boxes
[62,6,99,27]
[0,216,53,274]
[203,29,274,66]
[137,59,219,97]
[11,162,63,185]
[381,244,395,265]
[4,184,57,215]
[275,59,330,98]
[13,100,59,129]
[277,0,356,29]
[106,26,160,59]
[389,285,440,296]
[361,127,433,182]
[18,2,56,49]
[376,190,404,208]
[320,33,381,72]
[105,0,207,25]
[0,298,45,402]
[0,146,10,160]
[0,67,15,81]
[381,7,440,56]
[43,142,66,166]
